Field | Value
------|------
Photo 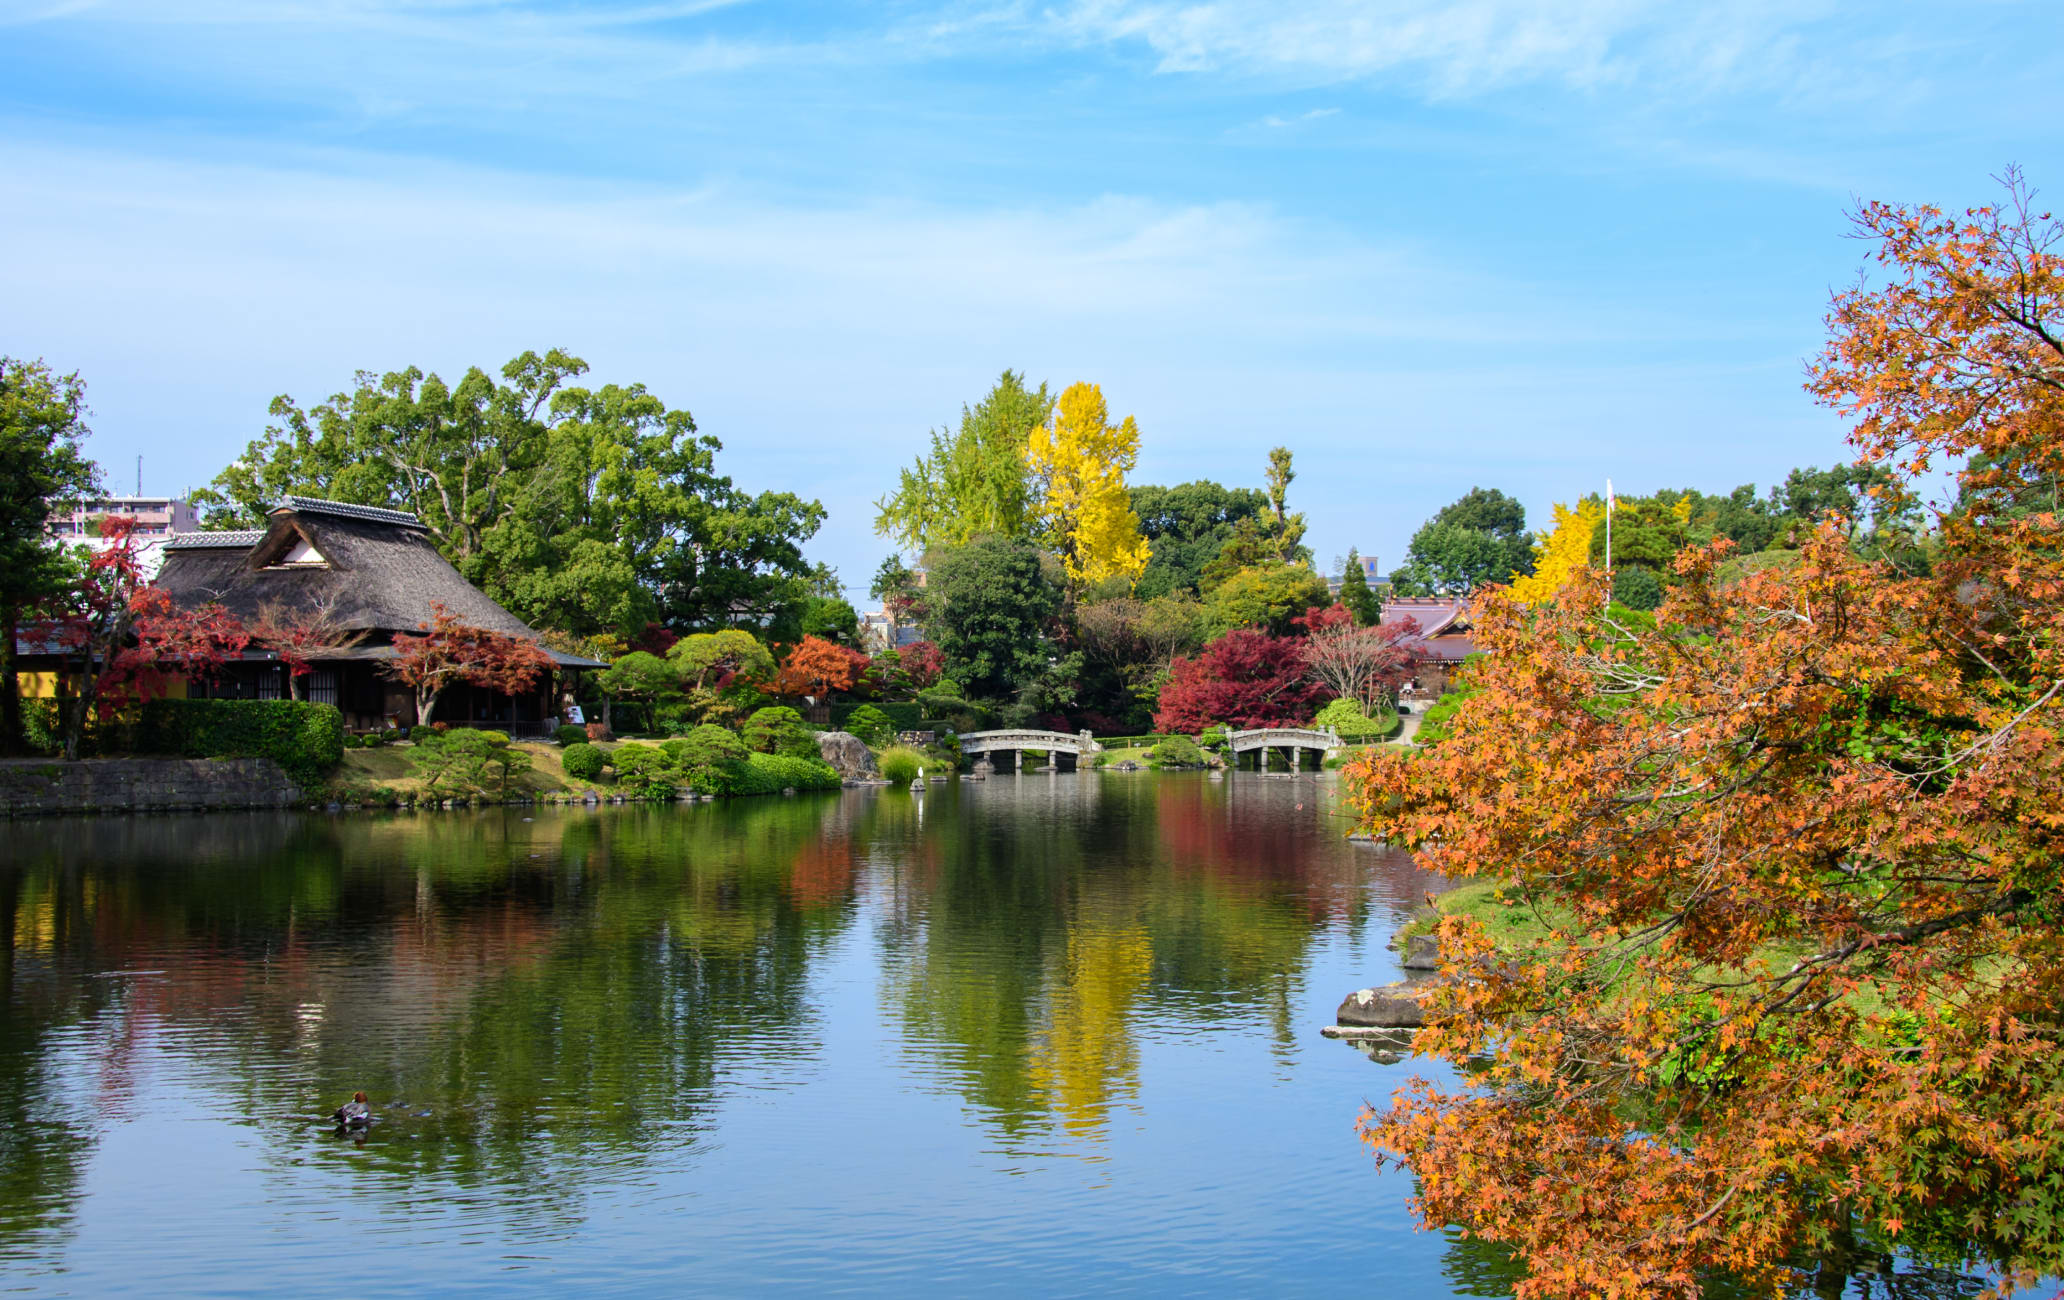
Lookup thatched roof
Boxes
[155,498,603,668]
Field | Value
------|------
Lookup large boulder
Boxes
[1337,983,1427,1029]
[815,730,877,780]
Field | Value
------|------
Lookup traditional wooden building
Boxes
[153,496,602,734]
[1383,596,1477,707]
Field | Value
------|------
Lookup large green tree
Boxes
[1391,487,1534,595]
[1203,563,1332,637]
[927,537,1060,702]
[1129,480,1268,599]
[192,350,823,639]
[0,359,98,755]
[874,371,1052,553]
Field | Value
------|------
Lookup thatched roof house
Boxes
[155,496,602,733]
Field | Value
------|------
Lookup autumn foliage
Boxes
[1153,627,1325,731]
[772,634,869,701]
[387,601,554,724]
[1297,604,1422,714]
[34,517,251,756]
[1344,173,2064,1296]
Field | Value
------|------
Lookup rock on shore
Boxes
[1336,983,1427,1028]
[815,731,877,780]
[1400,932,1440,971]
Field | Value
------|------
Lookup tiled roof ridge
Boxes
[273,495,428,529]
[163,530,268,549]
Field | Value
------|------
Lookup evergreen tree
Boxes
[1338,548,1381,625]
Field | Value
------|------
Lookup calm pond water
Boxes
[0,772,2008,1297]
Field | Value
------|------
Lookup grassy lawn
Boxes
[1396,878,1578,948]
[329,741,603,799]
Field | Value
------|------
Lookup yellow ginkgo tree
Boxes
[1508,499,1605,604]
[1024,382,1152,592]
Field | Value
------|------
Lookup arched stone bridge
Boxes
[1224,727,1341,772]
[960,729,1102,773]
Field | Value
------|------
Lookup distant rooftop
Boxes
[271,496,428,530]
[164,530,267,550]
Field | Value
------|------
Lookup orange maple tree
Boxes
[1345,171,2064,1297]
[771,634,868,701]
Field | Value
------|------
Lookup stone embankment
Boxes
[0,757,302,817]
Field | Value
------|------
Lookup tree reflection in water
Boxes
[0,774,1449,1288]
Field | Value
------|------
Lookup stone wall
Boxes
[0,757,303,817]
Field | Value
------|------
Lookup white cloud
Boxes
[1017,0,1948,104]
[1259,106,1339,128]
[0,137,1835,588]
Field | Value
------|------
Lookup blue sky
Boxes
[4,1,2061,600]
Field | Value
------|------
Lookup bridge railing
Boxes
[1223,727,1342,749]
[958,729,1102,754]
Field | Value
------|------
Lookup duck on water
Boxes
[332,1092,371,1130]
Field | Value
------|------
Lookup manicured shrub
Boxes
[1148,735,1206,769]
[725,752,842,796]
[671,724,750,795]
[842,704,895,747]
[133,698,345,788]
[410,728,506,795]
[561,742,607,781]
[1198,724,1228,752]
[610,744,679,799]
[342,734,363,749]
[742,706,816,757]
[878,745,924,785]
[554,724,588,747]
[1314,698,1398,741]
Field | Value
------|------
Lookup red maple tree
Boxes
[900,640,944,689]
[34,517,254,757]
[252,595,365,700]
[1153,627,1326,732]
[386,601,553,725]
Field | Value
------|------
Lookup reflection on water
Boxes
[0,774,2003,1296]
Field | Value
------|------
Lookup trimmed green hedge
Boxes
[1096,733,1183,748]
[133,698,344,788]
[725,751,842,796]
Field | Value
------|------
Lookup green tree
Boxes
[874,371,1053,552]
[193,349,824,639]
[741,705,816,758]
[1391,488,1534,595]
[927,537,1061,702]
[795,596,861,647]
[1129,480,1268,599]
[0,359,99,755]
[1203,564,1332,636]
[1337,548,1381,625]
[842,704,894,746]
[596,651,681,731]
[1201,448,1312,589]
